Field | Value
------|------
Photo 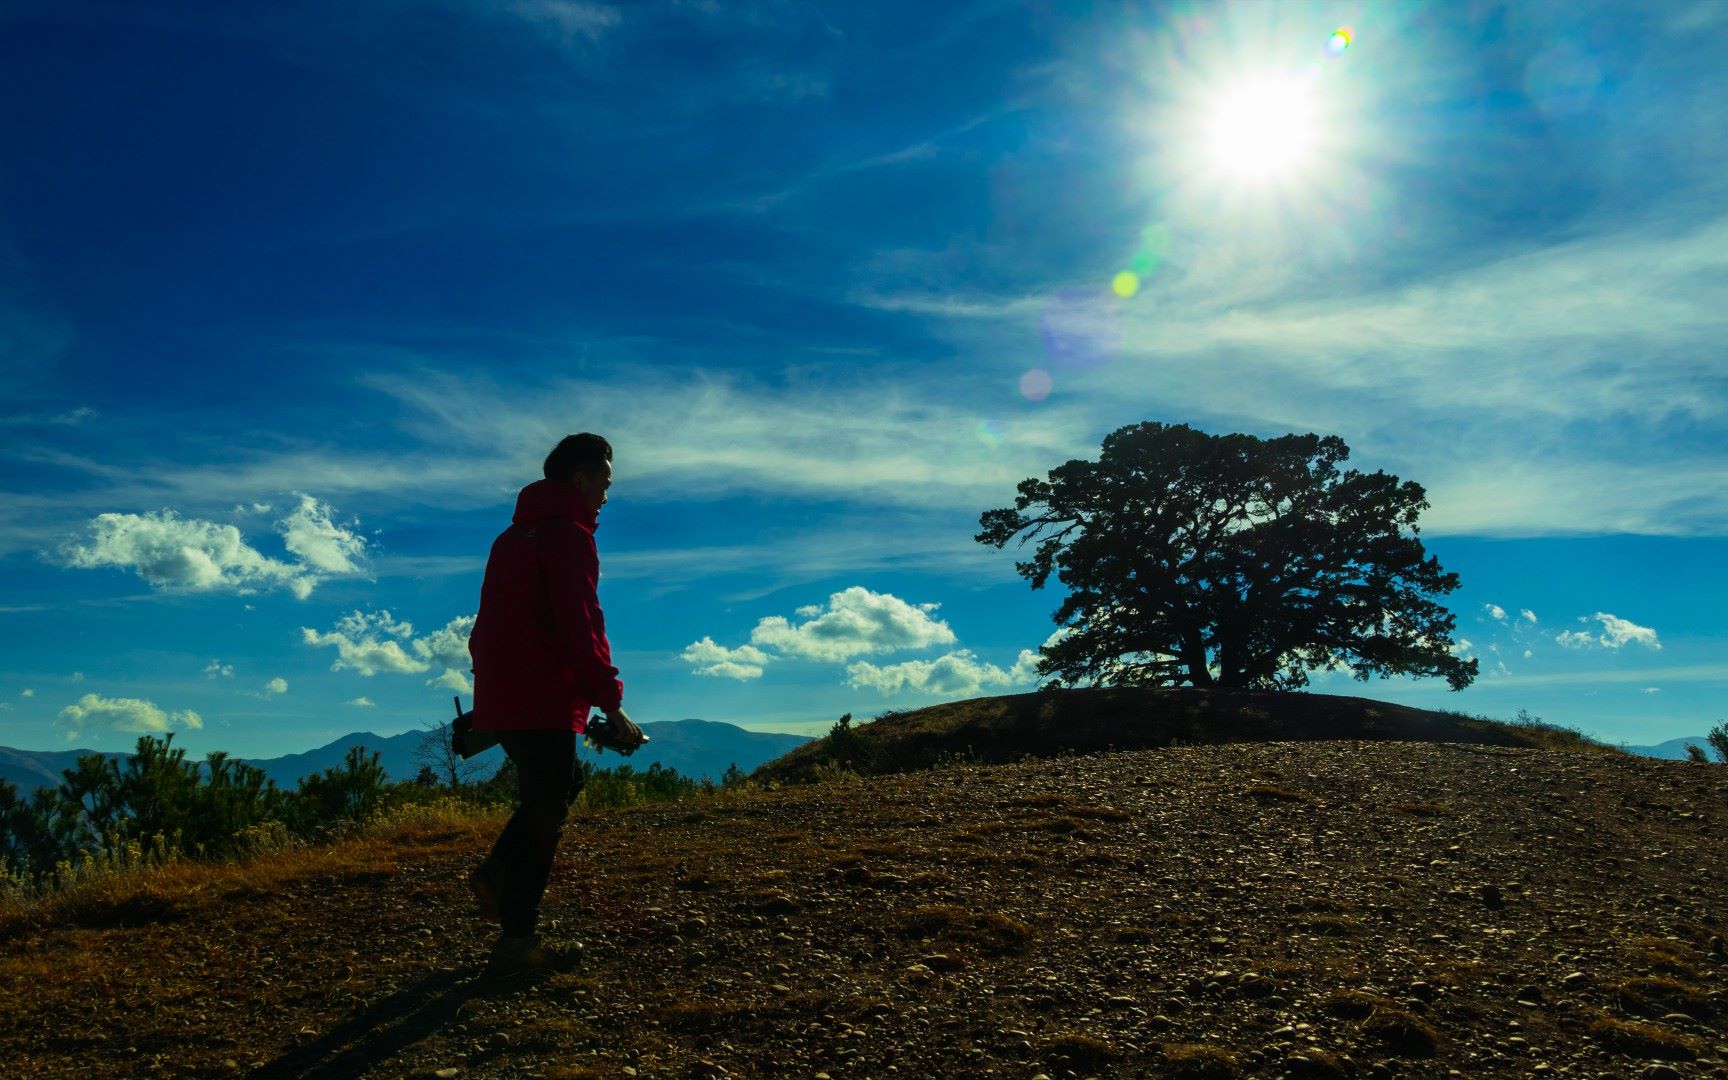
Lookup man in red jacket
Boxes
[466,432,643,976]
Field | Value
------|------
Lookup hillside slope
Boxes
[753,687,1615,785]
[4,741,1725,1078]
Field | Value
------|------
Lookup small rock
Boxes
[1640,1065,1684,1080]
[1561,971,1588,989]
[434,1071,460,1080]
[922,954,965,972]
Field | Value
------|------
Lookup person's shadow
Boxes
[250,966,522,1079]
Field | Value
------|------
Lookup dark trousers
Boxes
[483,729,583,938]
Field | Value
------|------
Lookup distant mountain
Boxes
[0,719,813,798]
[1617,736,1717,761]
[0,746,131,798]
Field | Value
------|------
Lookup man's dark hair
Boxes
[543,433,613,483]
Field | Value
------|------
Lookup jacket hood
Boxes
[512,478,598,530]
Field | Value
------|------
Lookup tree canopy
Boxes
[977,422,1477,692]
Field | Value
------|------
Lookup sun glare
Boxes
[1203,75,1319,184]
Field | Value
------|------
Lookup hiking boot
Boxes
[469,862,503,926]
[482,934,580,979]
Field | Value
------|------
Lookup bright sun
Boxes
[1202,75,1320,184]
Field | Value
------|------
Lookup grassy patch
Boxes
[1586,1014,1704,1061]
[1612,975,1715,1020]
[1042,1033,1118,1072]
[1158,1042,1241,1078]
[901,904,1033,953]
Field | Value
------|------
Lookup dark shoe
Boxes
[469,863,503,926]
[483,934,580,979]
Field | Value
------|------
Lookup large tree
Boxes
[977,422,1477,692]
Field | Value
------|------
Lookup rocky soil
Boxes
[4,740,1727,1079]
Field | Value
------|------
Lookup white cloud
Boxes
[1449,638,1474,657]
[59,498,366,600]
[346,696,375,708]
[277,494,368,574]
[1520,609,1538,623]
[57,693,203,736]
[303,610,478,694]
[748,586,956,662]
[847,648,1041,698]
[681,637,770,680]
[20,688,33,697]
[1484,604,1507,622]
[263,677,288,695]
[69,672,83,683]
[410,614,476,669]
[428,668,473,694]
[204,659,234,679]
[1555,612,1662,651]
[301,610,430,676]
[1523,649,1533,659]
[407,614,476,694]
[1642,687,1661,694]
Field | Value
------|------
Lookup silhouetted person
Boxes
[466,433,643,976]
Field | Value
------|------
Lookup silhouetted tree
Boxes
[414,719,487,790]
[1708,723,1728,765]
[290,745,389,830]
[978,422,1477,692]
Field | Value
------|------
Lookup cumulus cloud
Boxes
[1642,686,1661,694]
[303,611,477,694]
[1555,612,1662,651]
[1449,638,1474,657]
[428,668,473,694]
[60,498,367,600]
[346,696,375,708]
[748,587,957,662]
[847,648,1042,697]
[1520,609,1538,623]
[57,693,203,737]
[277,494,367,574]
[204,659,234,679]
[681,637,771,680]
[1485,604,1507,621]
[263,677,287,695]
[302,610,429,676]
[20,688,34,697]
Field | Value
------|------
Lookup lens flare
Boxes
[975,419,1005,448]
[1111,271,1141,298]
[1019,368,1053,402]
[1326,27,1352,56]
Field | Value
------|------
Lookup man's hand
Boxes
[590,707,647,755]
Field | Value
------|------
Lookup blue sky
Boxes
[2,0,1724,758]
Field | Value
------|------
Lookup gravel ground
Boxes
[4,740,1726,1079]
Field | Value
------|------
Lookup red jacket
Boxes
[467,479,622,732]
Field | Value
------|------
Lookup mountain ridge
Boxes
[0,718,812,796]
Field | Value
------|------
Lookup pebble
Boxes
[434,1071,460,1079]
[1640,1066,1684,1080]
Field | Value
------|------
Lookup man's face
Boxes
[571,461,612,515]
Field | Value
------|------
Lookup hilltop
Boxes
[2,700,1725,1078]
[753,687,1617,785]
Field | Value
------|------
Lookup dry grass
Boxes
[1585,1014,1706,1061]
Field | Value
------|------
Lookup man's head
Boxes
[543,433,613,516]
